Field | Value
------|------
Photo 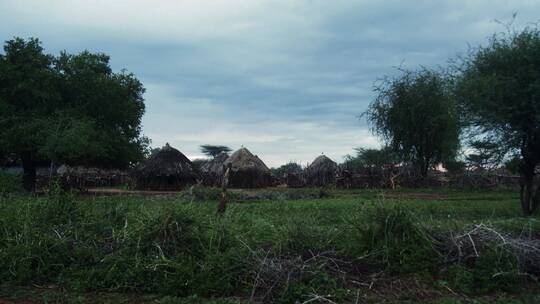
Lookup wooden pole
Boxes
[217,163,231,215]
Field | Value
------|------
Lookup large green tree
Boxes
[457,27,540,215]
[0,38,148,191]
[364,68,460,177]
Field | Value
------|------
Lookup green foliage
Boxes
[457,27,540,155]
[343,146,399,172]
[456,26,540,214]
[355,200,440,273]
[445,247,522,294]
[0,37,148,190]
[277,271,347,304]
[505,156,521,174]
[0,189,538,302]
[200,145,232,158]
[364,68,460,176]
[271,161,303,178]
[0,171,23,194]
[444,160,466,175]
[465,140,504,170]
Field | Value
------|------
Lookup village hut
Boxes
[200,151,229,186]
[223,147,272,188]
[134,143,198,191]
[304,154,338,187]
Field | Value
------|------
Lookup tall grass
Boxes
[0,188,538,302]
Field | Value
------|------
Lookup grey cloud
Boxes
[2,1,539,166]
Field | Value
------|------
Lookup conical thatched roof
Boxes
[200,152,229,186]
[134,143,197,190]
[305,154,338,187]
[224,147,270,172]
[223,147,272,188]
[308,155,337,169]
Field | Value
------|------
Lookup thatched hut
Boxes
[134,143,197,190]
[304,154,338,187]
[200,152,229,186]
[223,147,272,188]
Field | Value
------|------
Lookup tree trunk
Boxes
[21,152,36,192]
[418,157,430,178]
[519,156,539,216]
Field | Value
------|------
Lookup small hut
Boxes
[134,143,197,191]
[223,147,272,188]
[200,151,229,186]
[304,154,338,187]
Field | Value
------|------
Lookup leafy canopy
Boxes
[465,140,504,170]
[364,68,460,176]
[200,145,232,158]
[456,26,540,215]
[271,162,303,177]
[343,147,399,172]
[0,37,148,181]
[457,27,540,158]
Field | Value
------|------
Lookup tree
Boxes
[504,156,521,175]
[465,140,503,170]
[271,162,303,178]
[456,26,540,215]
[343,147,399,171]
[0,37,148,191]
[200,145,232,158]
[364,68,460,177]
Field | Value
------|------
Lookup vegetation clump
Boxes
[1,188,539,302]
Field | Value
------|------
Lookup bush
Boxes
[355,200,440,273]
[445,245,523,294]
[0,171,23,195]
[179,185,222,202]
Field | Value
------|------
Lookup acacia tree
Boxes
[343,147,399,171]
[465,140,503,170]
[200,145,232,158]
[364,68,460,177]
[457,27,540,216]
[0,38,148,191]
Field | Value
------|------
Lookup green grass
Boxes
[0,187,538,303]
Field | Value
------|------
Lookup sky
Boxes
[1,1,539,167]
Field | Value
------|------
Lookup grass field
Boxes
[1,187,539,303]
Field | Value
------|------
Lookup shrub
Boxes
[445,244,523,294]
[0,171,23,195]
[355,199,440,273]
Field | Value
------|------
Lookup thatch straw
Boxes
[223,147,272,188]
[134,143,197,191]
[304,154,338,187]
[200,152,229,186]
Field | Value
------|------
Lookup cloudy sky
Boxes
[1,1,539,166]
